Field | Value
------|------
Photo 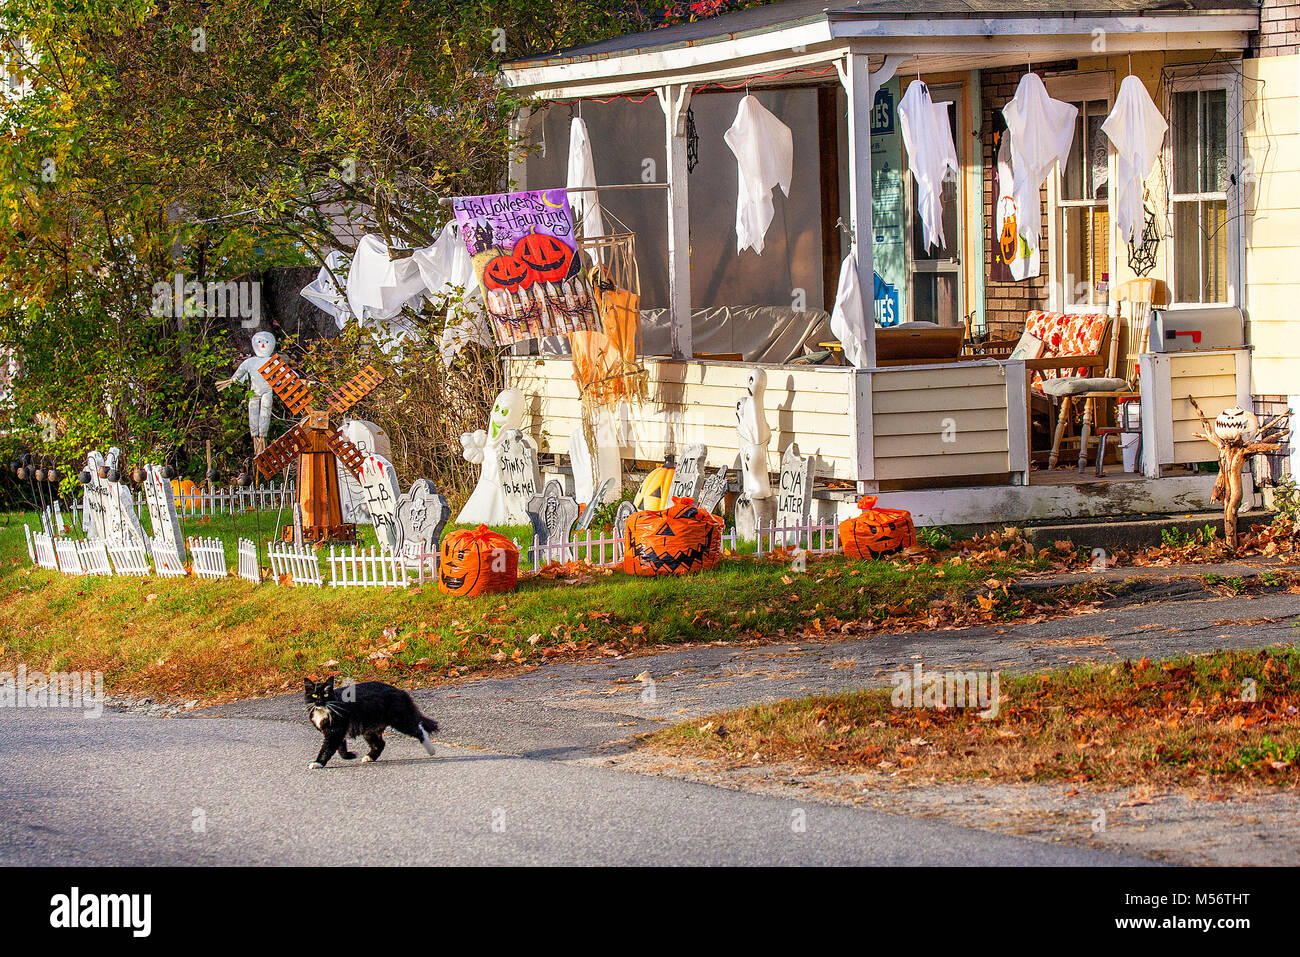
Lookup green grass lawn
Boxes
[0,508,1049,703]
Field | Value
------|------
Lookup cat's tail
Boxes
[416,714,439,756]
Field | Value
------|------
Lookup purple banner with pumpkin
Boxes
[451,188,600,345]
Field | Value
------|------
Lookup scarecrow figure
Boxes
[217,330,277,456]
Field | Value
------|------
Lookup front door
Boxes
[904,82,964,327]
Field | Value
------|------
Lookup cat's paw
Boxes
[309,761,324,770]
[361,755,374,763]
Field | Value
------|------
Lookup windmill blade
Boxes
[255,423,308,478]
[324,429,366,479]
[259,355,316,415]
[325,365,383,415]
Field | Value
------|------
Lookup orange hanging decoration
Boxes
[623,497,723,577]
[839,496,917,560]
[438,525,520,596]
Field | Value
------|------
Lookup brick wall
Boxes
[980,65,1069,339]
[1255,0,1300,57]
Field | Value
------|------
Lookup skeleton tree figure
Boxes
[216,331,279,456]
[1188,397,1290,554]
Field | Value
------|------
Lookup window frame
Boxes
[1045,72,1116,316]
[1164,67,1243,309]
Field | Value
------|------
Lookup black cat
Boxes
[303,677,440,769]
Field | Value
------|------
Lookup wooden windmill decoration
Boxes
[255,356,383,542]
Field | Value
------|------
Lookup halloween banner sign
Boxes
[451,189,601,345]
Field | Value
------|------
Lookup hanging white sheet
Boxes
[829,250,871,368]
[1102,74,1168,245]
[723,95,793,255]
[567,117,605,252]
[1002,74,1078,258]
[345,233,427,324]
[300,250,353,329]
[898,81,959,253]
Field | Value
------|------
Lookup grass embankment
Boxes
[650,649,1300,788]
[0,511,1060,703]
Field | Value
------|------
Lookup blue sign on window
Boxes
[871,88,895,137]
[874,272,899,327]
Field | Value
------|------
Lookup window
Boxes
[1170,82,1233,304]
[1055,97,1111,311]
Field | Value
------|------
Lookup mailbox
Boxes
[1149,306,1244,353]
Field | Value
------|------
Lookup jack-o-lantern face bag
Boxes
[439,525,520,596]
[623,497,723,577]
[839,495,917,560]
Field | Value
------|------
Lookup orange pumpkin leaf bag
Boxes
[438,525,520,596]
[623,497,723,577]
[839,496,917,560]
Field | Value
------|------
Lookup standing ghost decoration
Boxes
[216,331,278,456]
[735,368,773,499]
[455,387,525,526]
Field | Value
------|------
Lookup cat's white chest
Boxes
[310,706,332,730]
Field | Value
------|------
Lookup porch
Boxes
[500,0,1261,526]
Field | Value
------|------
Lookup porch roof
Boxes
[501,0,1260,98]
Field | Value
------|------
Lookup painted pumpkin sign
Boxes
[513,232,574,283]
[623,497,723,577]
[483,253,532,293]
[438,524,519,597]
[451,188,601,346]
[839,495,917,560]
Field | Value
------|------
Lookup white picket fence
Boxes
[23,524,35,564]
[33,532,57,570]
[752,519,840,556]
[268,541,322,587]
[328,546,408,588]
[71,481,294,528]
[188,537,227,579]
[152,539,187,578]
[108,541,151,576]
[237,538,261,584]
[526,529,624,572]
[54,537,82,574]
[76,539,113,576]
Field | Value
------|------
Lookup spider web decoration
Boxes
[1127,203,1159,277]
[686,106,699,173]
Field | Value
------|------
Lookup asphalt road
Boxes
[6,581,1293,866]
[2,706,1150,866]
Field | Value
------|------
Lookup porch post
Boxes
[507,105,535,191]
[657,83,693,361]
[842,51,877,369]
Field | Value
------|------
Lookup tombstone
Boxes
[774,443,815,546]
[734,493,776,543]
[697,466,729,515]
[82,450,145,547]
[613,501,637,541]
[336,419,393,524]
[668,443,707,502]
[526,479,580,549]
[575,478,615,532]
[496,428,541,527]
[52,501,65,535]
[142,464,184,555]
[292,502,305,548]
[396,479,449,563]
[359,455,401,551]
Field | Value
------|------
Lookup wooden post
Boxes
[841,51,877,370]
[657,83,693,361]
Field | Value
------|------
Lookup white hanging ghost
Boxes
[1002,74,1078,257]
[455,387,525,525]
[898,81,959,253]
[345,234,427,325]
[568,410,622,507]
[724,95,793,255]
[735,367,773,499]
[1102,75,1167,245]
[567,117,605,258]
[300,250,353,329]
[830,250,872,368]
[216,330,277,456]
[411,222,492,367]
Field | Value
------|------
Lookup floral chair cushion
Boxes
[1024,311,1109,388]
